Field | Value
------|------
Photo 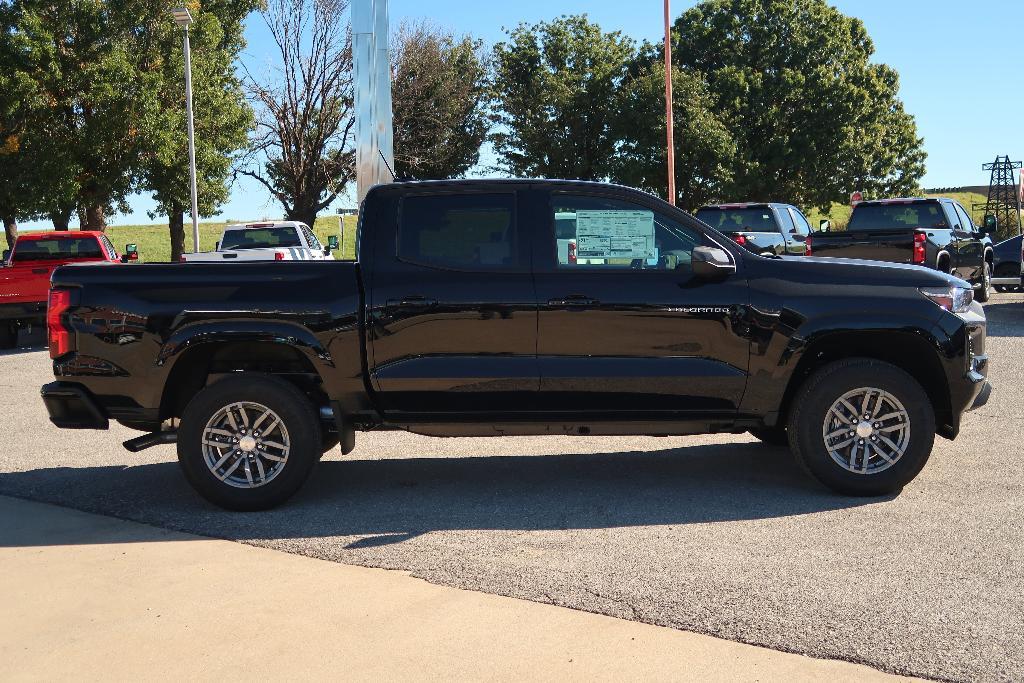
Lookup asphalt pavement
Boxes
[2,293,1022,682]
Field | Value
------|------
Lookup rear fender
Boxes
[157,320,333,370]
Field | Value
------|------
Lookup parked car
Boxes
[0,231,136,349]
[694,202,812,256]
[41,179,989,510]
[811,197,996,301]
[180,221,338,262]
[991,233,1022,292]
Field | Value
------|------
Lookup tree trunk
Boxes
[77,205,88,230]
[169,206,186,263]
[49,205,74,231]
[3,215,16,250]
[83,204,106,232]
[287,203,318,229]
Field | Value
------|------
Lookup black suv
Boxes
[812,198,996,301]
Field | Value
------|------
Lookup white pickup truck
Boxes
[180,221,338,262]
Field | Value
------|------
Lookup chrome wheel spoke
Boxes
[259,450,285,463]
[261,439,287,451]
[218,455,244,481]
[254,456,267,483]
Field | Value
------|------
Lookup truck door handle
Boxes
[548,295,598,307]
[387,296,437,308]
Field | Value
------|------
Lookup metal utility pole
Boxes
[663,0,676,206]
[353,0,395,203]
[172,7,200,253]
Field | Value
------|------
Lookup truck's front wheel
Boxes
[177,374,321,511]
[787,359,935,496]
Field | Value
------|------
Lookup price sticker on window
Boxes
[575,210,656,259]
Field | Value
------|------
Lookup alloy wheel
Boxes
[201,401,291,488]
[822,387,910,474]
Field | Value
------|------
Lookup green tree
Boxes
[672,0,926,210]
[142,2,255,261]
[491,15,635,180]
[391,21,490,179]
[611,60,736,209]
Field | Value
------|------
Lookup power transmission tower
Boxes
[977,155,1022,238]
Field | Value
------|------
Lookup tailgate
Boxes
[812,229,916,263]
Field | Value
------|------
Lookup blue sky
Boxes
[102,0,1024,226]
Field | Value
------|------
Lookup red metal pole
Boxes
[663,0,676,205]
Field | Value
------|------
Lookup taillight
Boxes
[912,231,926,265]
[568,241,577,265]
[274,252,285,261]
[733,234,747,246]
[47,289,73,359]
[804,235,812,257]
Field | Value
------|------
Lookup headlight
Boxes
[920,285,973,313]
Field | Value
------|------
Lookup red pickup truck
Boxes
[0,231,137,349]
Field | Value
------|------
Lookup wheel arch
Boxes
[777,330,952,436]
[158,332,331,421]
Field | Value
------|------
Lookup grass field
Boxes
[99,215,359,262]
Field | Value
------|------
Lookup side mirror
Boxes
[327,235,339,254]
[983,214,998,235]
[122,244,138,262]
[819,219,831,232]
[691,245,736,280]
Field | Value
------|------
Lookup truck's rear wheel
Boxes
[976,261,992,303]
[177,374,321,511]
[787,359,935,496]
[0,323,17,350]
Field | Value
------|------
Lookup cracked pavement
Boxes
[1,293,1022,682]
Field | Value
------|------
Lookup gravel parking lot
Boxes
[2,293,1022,682]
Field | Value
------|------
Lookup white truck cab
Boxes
[181,221,337,262]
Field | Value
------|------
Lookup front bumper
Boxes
[41,382,109,429]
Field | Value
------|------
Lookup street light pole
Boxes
[663,0,676,206]
[172,8,200,253]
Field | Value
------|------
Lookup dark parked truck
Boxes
[41,180,991,510]
[694,202,813,256]
[811,198,996,301]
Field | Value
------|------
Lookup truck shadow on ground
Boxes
[980,300,1024,337]
[0,442,885,548]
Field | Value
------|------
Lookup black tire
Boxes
[748,425,789,446]
[0,324,17,350]
[177,374,321,511]
[787,358,935,496]
[975,261,992,303]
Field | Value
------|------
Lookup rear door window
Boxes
[848,203,949,231]
[789,209,811,236]
[398,193,518,270]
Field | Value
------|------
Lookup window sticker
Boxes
[575,210,656,259]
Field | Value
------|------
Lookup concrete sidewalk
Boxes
[0,496,914,681]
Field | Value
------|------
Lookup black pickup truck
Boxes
[812,198,997,301]
[694,202,812,256]
[41,180,990,510]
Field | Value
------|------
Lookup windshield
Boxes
[12,237,103,262]
[847,203,948,231]
[220,227,302,250]
[695,208,776,232]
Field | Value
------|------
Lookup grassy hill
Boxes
[99,215,358,262]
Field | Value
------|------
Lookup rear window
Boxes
[12,237,103,261]
[398,193,517,269]
[848,203,948,231]
[221,227,302,250]
[695,208,777,232]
